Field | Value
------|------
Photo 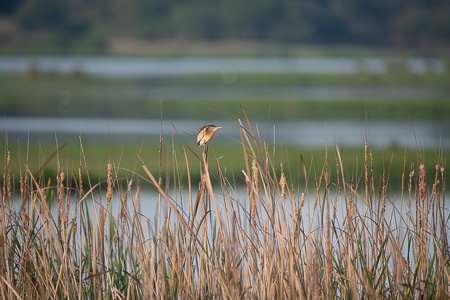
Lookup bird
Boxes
[197,125,222,147]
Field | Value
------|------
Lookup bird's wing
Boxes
[196,127,206,145]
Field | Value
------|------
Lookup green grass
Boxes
[0,109,449,298]
[1,72,449,120]
[2,38,450,58]
[2,138,447,190]
[180,71,450,86]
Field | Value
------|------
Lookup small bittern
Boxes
[197,125,221,147]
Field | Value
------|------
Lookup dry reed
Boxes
[0,111,448,299]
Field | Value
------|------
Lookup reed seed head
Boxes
[419,163,426,200]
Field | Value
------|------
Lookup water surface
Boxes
[2,117,448,148]
[0,56,446,77]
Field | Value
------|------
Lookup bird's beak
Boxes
[215,127,222,130]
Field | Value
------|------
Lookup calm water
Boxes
[1,56,448,101]
[0,56,446,77]
[1,56,448,148]
[10,188,450,241]
[2,117,449,148]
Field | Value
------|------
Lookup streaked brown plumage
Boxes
[197,125,221,147]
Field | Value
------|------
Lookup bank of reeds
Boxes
[0,112,449,299]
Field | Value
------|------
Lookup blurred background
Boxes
[0,0,449,185]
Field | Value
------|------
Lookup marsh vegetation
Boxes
[0,109,448,299]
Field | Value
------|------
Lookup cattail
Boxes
[78,162,84,199]
[252,158,259,195]
[119,179,134,244]
[6,150,11,202]
[20,176,28,228]
[408,164,414,213]
[73,217,77,235]
[294,192,305,239]
[419,163,426,201]
[57,171,64,231]
[300,192,305,210]
[251,159,258,220]
[279,163,286,200]
[216,227,223,246]
[364,138,368,198]
[121,178,133,220]
[431,164,440,199]
[333,196,337,221]
[106,160,112,203]
[72,216,77,253]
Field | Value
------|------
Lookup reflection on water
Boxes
[2,117,449,148]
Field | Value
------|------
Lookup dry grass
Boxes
[0,110,449,299]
